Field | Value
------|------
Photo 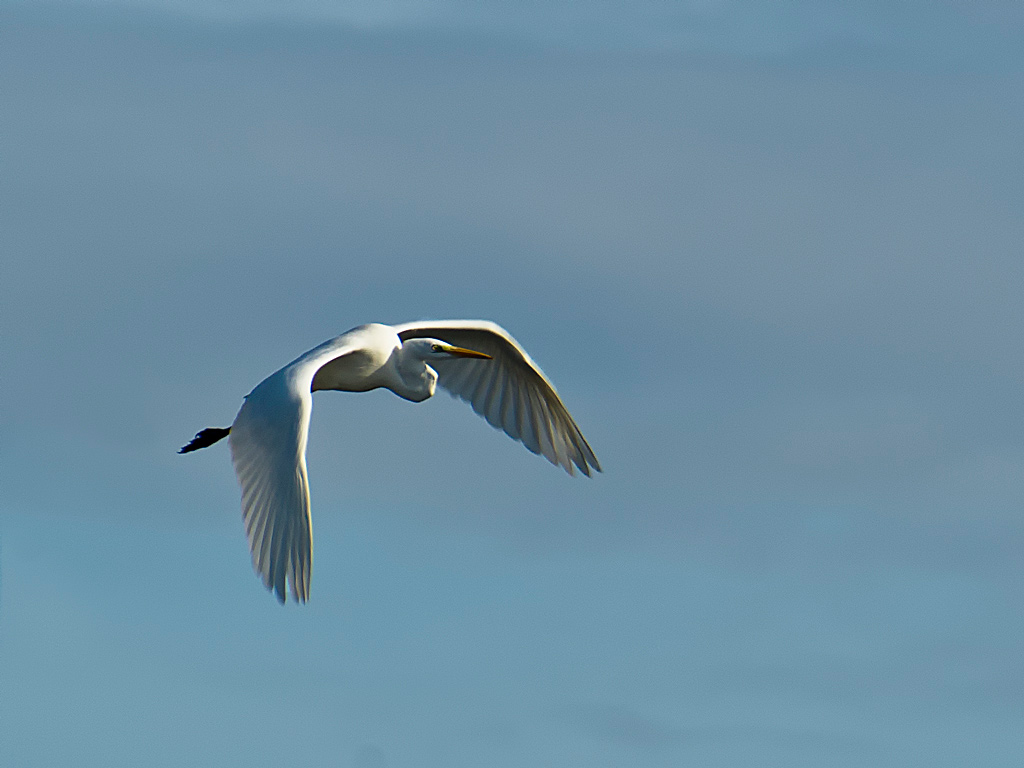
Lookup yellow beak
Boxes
[445,345,492,360]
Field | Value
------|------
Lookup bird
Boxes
[180,320,600,603]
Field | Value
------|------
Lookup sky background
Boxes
[2,1,1023,766]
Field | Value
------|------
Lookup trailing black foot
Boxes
[179,427,231,453]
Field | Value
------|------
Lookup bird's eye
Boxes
[431,344,443,353]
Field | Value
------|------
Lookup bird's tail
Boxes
[179,427,231,453]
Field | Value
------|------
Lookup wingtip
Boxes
[267,589,308,606]
[568,454,601,477]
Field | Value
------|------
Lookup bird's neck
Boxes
[387,351,437,403]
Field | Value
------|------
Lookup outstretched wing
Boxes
[228,368,317,603]
[227,334,366,603]
[226,332,377,603]
[395,320,601,476]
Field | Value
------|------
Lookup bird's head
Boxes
[393,338,492,402]
[404,338,493,362]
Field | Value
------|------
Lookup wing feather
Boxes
[396,320,600,475]
[468,359,493,415]
[225,334,365,603]
[528,385,559,468]
[518,387,542,456]
[485,371,508,430]
[500,376,521,441]
[229,367,315,604]
[478,361,503,428]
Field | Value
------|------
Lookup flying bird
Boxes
[180,320,600,603]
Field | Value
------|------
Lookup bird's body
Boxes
[182,320,599,603]
[308,323,441,401]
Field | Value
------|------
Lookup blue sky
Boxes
[1,2,1022,766]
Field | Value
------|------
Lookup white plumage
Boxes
[181,321,600,603]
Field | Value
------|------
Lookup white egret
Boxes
[180,320,600,603]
